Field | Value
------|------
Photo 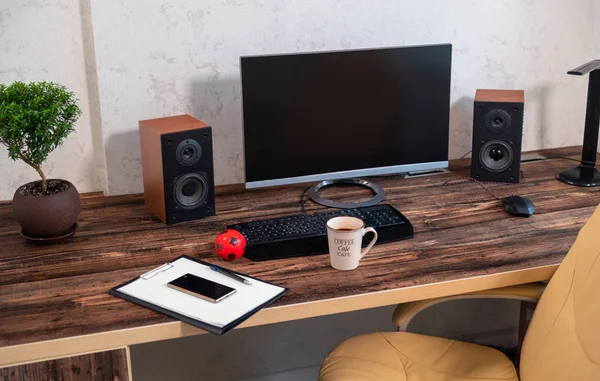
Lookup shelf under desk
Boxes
[1,146,599,367]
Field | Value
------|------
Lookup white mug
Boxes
[326,216,378,270]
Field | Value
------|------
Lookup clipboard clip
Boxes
[140,263,174,280]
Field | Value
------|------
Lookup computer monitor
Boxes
[240,43,452,189]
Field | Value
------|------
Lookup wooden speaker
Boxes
[471,89,524,183]
[139,114,215,224]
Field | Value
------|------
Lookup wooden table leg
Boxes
[126,346,134,381]
[0,348,130,381]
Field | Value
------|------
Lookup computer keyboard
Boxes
[227,204,414,261]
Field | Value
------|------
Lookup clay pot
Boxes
[12,179,80,237]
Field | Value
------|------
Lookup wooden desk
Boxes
[1,146,599,370]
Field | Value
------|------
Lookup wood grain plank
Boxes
[0,146,598,366]
[0,349,129,381]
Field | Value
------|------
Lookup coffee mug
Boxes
[326,216,378,270]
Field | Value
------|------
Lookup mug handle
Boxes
[360,227,378,258]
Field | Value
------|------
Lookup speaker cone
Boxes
[485,109,511,133]
[173,173,208,209]
[176,139,202,166]
[479,141,514,172]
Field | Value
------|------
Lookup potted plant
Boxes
[0,81,82,239]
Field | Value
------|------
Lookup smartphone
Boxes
[167,273,236,303]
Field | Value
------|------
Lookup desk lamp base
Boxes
[556,165,600,187]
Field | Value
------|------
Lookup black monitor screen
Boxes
[241,44,452,186]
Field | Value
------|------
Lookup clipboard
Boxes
[109,255,288,335]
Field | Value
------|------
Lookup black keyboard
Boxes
[228,204,414,261]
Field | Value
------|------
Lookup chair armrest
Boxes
[392,282,546,331]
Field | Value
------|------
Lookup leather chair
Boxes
[319,205,600,381]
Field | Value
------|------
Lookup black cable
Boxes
[459,150,472,160]
[299,185,312,215]
[443,177,503,200]
[545,156,582,163]
[448,149,523,201]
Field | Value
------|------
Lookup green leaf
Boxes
[0,81,81,180]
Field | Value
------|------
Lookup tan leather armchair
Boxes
[319,205,600,381]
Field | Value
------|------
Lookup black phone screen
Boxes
[168,274,235,302]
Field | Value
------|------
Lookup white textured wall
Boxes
[595,1,600,153]
[0,0,106,200]
[597,3,600,53]
[1,0,598,199]
[89,0,594,195]
[596,3,600,62]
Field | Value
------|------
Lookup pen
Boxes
[209,265,252,285]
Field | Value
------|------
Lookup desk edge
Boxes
[0,264,558,367]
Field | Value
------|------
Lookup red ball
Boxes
[214,229,247,261]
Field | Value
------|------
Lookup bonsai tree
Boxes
[0,81,81,193]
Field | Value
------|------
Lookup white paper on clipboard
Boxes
[116,257,285,328]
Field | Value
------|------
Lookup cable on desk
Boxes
[544,156,581,163]
[443,177,503,201]
[299,185,312,215]
[442,175,524,201]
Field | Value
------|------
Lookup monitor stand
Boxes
[307,178,385,209]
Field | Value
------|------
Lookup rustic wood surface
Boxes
[1,146,599,364]
[0,349,128,381]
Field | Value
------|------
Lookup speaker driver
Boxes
[173,173,208,209]
[479,141,514,172]
[176,139,202,166]
[485,109,511,133]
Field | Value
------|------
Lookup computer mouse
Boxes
[501,195,535,217]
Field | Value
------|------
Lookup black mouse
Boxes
[501,195,535,217]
